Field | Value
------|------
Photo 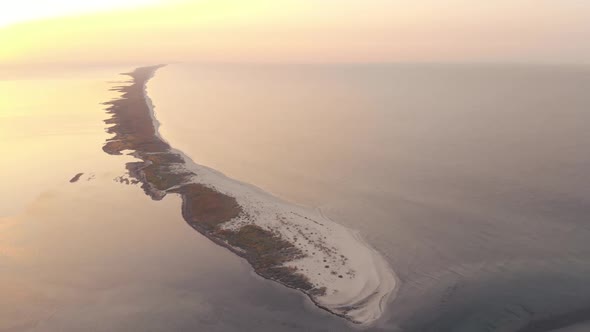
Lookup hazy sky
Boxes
[1,0,590,65]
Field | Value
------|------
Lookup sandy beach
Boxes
[102,65,398,325]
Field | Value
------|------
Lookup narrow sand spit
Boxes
[102,65,398,325]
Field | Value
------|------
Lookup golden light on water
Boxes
[0,217,24,261]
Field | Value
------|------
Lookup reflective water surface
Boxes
[3,63,590,331]
[0,68,362,332]
[148,63,590,331]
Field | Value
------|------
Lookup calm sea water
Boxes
[3,63,590,331]
[0,67,358,332]
[147,63,590,331]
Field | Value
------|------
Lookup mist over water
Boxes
[2,63,590,331]
[148,63,590,331]
[0,67,361,332]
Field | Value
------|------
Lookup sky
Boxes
[0,0,165,28]
[1,0,590,65]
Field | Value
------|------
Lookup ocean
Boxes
[2,62,590,331]
[147,63,590,331]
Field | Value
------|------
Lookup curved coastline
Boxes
[102,65,398,325]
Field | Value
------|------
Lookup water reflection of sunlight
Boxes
[0,216,27,261]
[0,69,125,216]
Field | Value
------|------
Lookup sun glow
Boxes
[0,0,165,28]
[1,0,590,65]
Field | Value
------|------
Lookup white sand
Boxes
[183,161,397,324]
[142,69,398,325]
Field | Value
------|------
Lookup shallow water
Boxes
[0,68,364,332]
[3,63,590,331]
[147,63,590,331]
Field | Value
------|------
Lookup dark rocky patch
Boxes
[69,173,84,183]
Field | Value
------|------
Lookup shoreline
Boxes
[102,65,398,325]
